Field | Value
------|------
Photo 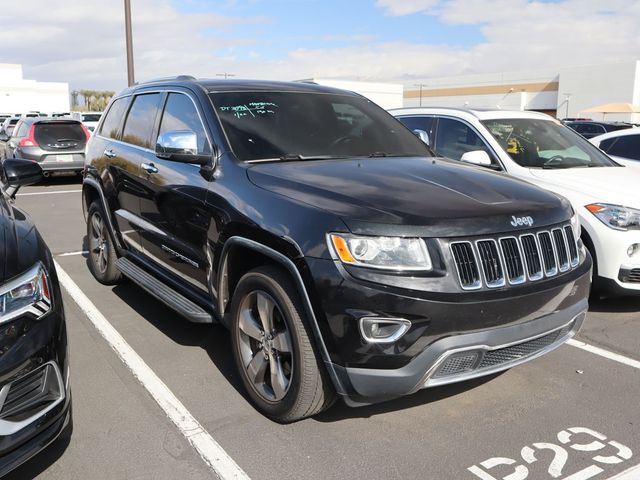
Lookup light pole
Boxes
[414,83,428,107]
[563,93,572,119]
[216,73,236,80]
[124,0,135,86]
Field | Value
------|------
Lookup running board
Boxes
[115,257,213,323]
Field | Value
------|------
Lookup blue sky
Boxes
[0,0,638,89]
[177,0,484,61]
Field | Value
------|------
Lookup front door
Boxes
[137,91,213,293]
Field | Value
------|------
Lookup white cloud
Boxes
[375,0,440,16]
[1,0,639,93]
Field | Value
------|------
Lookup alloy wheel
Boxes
[89,212,109,274]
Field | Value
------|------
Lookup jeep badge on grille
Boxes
[510,215,534,227]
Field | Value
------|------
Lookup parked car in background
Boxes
[589,127,640,167]
[3,118,90,176]
[0,158,72,476]
[392,107,639,296]
[0,117,21,160]
[83,78,590,422]
[565,120,632,139]
[79,112,102,132]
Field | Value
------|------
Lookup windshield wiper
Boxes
[279,154,340,161]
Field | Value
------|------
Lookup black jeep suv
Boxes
[83,77,591,422]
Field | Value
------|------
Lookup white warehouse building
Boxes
[403,61,640,123]
[0,64,70,115]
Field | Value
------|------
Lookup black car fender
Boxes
[217,235,348,396]
[82,176,124,251]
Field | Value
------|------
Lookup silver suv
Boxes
[4,118,89,176]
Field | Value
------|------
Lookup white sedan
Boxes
[589,127,640,167]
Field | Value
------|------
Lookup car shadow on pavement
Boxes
[314,373,503,423]
[109,278,506,422]
[588,295,640,313]
[109,282,245,393]
[33,174,82,187]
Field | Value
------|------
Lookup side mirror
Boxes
[2,159,43,197]
[460,150,492,167]
[412,129,430,146]
[155,130,209,165]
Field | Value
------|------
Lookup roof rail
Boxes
[136,75,197,85]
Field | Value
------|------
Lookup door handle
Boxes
[141,162,159,174]
[103,148,116,158]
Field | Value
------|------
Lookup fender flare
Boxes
[218,236,347,395]
[82,176,124,250]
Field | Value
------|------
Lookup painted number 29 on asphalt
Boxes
[468,427,632,480]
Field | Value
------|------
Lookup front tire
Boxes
[230,266,335,422]
[87,201,122,285]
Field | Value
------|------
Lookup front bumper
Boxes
[588,222,640,293]
[306,253,591,405]
[0,305,71,476]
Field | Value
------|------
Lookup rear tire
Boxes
[230,266,335,422]
[87,201,122,285]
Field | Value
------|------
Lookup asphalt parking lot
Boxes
[5,177,640,480]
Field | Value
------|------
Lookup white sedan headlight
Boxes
[0,263,52,324]
[586,203,640,231]
[329,234,432,271]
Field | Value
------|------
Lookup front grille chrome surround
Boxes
[449,223,580,290]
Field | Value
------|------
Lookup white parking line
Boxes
[17,189,81,196]
[567,339,640,370]
[53,260,251,480]
[57,250,89,257]
[606,463,640,479]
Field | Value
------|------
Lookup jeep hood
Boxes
[528,166,640,208]
[247,157,571,237]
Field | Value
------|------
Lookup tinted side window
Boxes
[158,93,211,154]
[14,121,29,137]
[100,97,129,139]
[598,137,618,152]
[396,116,435,140]
[435,117,493,162]
[122,93,163,148]
[607,135,640,160]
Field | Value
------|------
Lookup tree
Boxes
[76,89,115,111]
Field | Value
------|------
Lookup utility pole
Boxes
[216,73,236,79]
[124,0,135,86]
[414,83,428,107]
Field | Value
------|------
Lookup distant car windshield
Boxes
[482,118,618,169]
[82,113,101,122]
[210,91,431,161]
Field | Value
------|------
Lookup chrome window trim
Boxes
[449,241,482,290]
[474,238,506,288]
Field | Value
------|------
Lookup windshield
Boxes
[210,91,431,161]
[481,118,618,169]
[82,113,102,122]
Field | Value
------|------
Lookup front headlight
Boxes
[586,203,640,231]
[0,263,52,324]
[329,233,432,271]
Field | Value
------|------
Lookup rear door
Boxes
[103,93,163,253]
[137,91,212,292]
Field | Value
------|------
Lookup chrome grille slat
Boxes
[553,228,570,272]
[475,240,505,288]
[520,234,543,281]
[450,242,481,290]
[449,224,579,290]
[499,237,525,284]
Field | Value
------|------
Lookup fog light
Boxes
[628,243,640,257]
[359,317,411,343]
